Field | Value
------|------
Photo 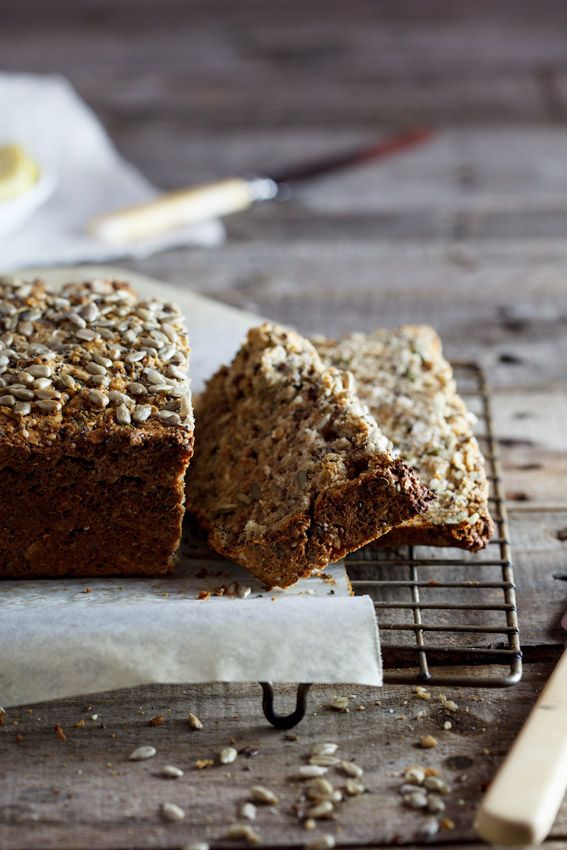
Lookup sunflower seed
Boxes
[424,776,450,794]
[296,765,328,779]
[161,801,185,822]
[250,785,279,805]
[76,328,97,342]
[88,389,109,407]
[126,351,146,363]
[18,321,34,336]
[420,816,440,841]
[57,374,77,390]
[225,824,260,844]
[160,765,184,779]
[220,746,238,764]
[12,387,34,400]
[340,760,363,778]
[108,390,131,405]
[133,404,152,423]
[305,836,335,850]
[128,745,156,761]
[305,800,334,819]
[240,802,257,820]
[187,712,203,729]
[67,313,86,329]
[404,766,426,785]
[310,743,338,757]
[184,844,209,850]
[86,362,107,376]
[36,399,62,413]
[92,353,112,368]
[167,363,187,381]
[0,394,15,406]
[309,755,340,767]
[404,790,428,809]
[127,382,147,396]
[148,383,175,393]
[145,368,167,384]
[33,377,52,390]
[17,371,34,384]
[157,410,180,425]
[345,778,365,796]
[81,303,99,322]
[116,403,131,425]
[14,401,31,415]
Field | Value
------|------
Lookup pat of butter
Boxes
[0,144,40,202]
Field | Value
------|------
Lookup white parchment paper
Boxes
[0,267,383,707]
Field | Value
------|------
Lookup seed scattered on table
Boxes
[420,816,440,840]
[148,714,165,727]
[225,823,261,844]
[240,802,257,820]
[403,765,426,785]
[161,801,186,821]
[305,778,334,801]
[427,794,446,814]
[340,760,363,778]
[309,754,340,766]
[305,800,334,819]
[419,735,438,749]
[250,785,279,805]
[443,720,453,731]
[345,778,365,796]
[160,765,184,779]
[187,712,203,730]
[414,685,432,701]
[220,746,238,764]
[183,843,209,850]
[310,742,338,757]
[195,758,214,769]
[304,835,336,850]
[404,790,428,809]
[424,776,450,794]
[296,765,329,779]
[129,745,156,761]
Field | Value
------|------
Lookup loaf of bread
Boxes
[0,276,194,578]
[189,323,434,587]
[314,325,493,550]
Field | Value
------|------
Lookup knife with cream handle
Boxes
[89,127,432,244]
[475,625,567,847]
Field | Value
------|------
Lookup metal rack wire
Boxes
[261,362,522,726]
[346,362,522,687]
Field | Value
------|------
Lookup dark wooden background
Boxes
[1,2,567,849]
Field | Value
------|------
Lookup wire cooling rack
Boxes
[261,362,522,727]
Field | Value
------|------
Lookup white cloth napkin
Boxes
[0,73,224,270]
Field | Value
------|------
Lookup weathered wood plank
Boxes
[1,662,565,850]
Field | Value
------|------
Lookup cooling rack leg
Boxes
[259,682,312,729]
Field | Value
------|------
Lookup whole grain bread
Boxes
[314,325,493,550]
[0,276,194,578]
[189,323,434,587]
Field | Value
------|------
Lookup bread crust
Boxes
[0,276,194,578]
[314,325,493,551]
[189,323,433,587]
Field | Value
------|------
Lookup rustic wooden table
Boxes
[1,2,567,848]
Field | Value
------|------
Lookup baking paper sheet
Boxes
[0,267,383,707]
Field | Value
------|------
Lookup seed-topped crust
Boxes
[189,323,434,588]
[314,325,493,551]
[0,276,194,578]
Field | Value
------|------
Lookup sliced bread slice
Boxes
[313,325,493,551]
[189,323,434,587]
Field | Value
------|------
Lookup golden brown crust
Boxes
[0,276,194,578]
[189,323,433,587]
[314,325,493,551]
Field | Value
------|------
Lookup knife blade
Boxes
[89,127,433,244]
[475,608,567,846]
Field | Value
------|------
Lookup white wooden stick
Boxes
[475,649,567,846]
[89,177,259,243]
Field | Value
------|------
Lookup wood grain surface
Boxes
[1,1,567,848]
